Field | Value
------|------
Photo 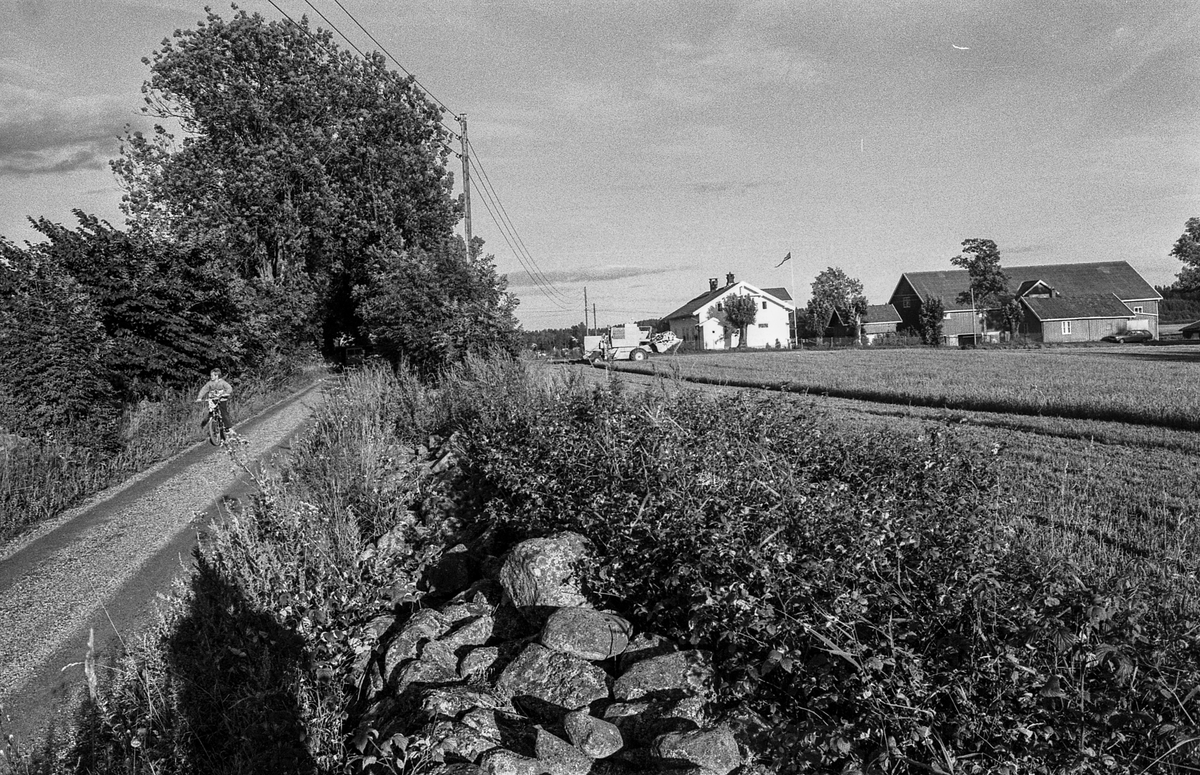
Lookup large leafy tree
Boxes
[807,267,867,344]
[1170,217,1200,291]
[723,294,758,348]
[356,237,521,376]
[951,238,1008,309]
[21,212,237,394]
[0,239,120,443]
[112,6,460,350]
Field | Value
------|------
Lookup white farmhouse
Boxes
[661,273,795,350]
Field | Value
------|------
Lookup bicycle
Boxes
[202,393,231,446]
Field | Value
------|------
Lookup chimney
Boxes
[725,272,735,286]
[709,277,718,292]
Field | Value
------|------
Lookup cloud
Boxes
[1003,244,1045,256]
[690,179,772,196]
[0,144,111,176]
[506,263,683,288]
[0,88,134,176]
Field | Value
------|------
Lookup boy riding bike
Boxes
[195,368,234,440]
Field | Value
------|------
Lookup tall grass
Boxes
[20,356,1200,774]
[0,360,325,543]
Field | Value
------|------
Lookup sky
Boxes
[2,0,1198,330]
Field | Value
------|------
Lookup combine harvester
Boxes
[583,322,682,362]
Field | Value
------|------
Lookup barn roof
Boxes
[1021,294,1137,321]
[898,261,1160,312]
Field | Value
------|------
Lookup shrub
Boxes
[447,379,1200,773]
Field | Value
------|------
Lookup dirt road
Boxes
[0,381,326,749]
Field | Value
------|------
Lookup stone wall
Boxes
[346,531,750,775]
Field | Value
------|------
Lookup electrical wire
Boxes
[467,155,572,307]
[265,0,567,309]
[467,138,570,304]
[300,0,460,139]
[469,174,570,309]
[327,0,458,118]
[261,1,460,139]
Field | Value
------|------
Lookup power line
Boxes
[467,155,572,307]
[265,0,559,307]
[467,147,571,305]
[263,1,460,139]
[327,0,457,118]
[469,173,570,309]
[467,138,569,303]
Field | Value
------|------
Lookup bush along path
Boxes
[37,361,1200,775]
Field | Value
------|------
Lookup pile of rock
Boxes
[349,532,748,775]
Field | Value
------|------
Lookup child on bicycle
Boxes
[195,368,234,430]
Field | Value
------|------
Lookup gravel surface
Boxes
[0,380,327,747]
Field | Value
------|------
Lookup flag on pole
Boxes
[775,252,792,268]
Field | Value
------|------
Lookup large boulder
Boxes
[494,643,611,721]
[650,726,742,775]
[612,649,713,702]
[498,532,593,608]
[540,608,631,661]
[383,608,452,681]
[617,632,676,672]
[602,698,704,747]
[392,656,459,696]
[478,749,545,775]
[535,728,594,775]
[459,645,502,682]
[422,686,510,721]
[563,710,623,759]
[441,613,496,655]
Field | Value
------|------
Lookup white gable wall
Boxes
[668,282,793,350]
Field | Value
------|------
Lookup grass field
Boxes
[631,343,1200,432]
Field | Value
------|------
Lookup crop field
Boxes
[632,343,1200,432]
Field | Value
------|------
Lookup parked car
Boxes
[1180,320,1200,339]
[1101,330,1154,344]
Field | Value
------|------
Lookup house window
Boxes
[762,301,768,310]
[1133,306,1143,314]
[1061,321,1072,335]
[758,323,768,328]
[716,303,723,311]
[902,298,910,308]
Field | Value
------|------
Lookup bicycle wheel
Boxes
[207,413,222,446]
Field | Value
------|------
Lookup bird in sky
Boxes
[952,44,971,50]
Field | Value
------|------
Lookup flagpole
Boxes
[789,254,796,348]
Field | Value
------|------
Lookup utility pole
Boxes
[583,287,589,336]
[459,114,472,247]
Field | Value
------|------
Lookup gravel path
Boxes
[0,380,327,747]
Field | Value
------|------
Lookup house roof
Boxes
[864,303,902,324]
[1021,294,1136,321]
[828,303,902,327]
[661,282,794,321]
[897,261,1160,311]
